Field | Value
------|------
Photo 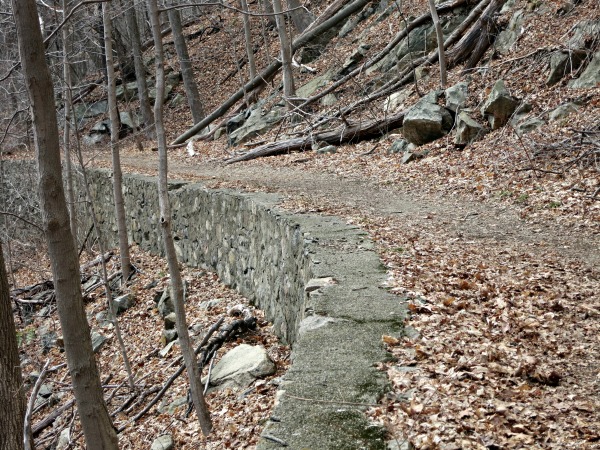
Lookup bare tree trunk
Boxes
[125,2,154,134]
[74,138,136,391]
[61,7,77,242]
[167,4,205,124]
[240,0,257,81]
[147,0,212,436]
[273,0,295,110]
[11,0,119,448]
[427,0,447,88]
[103,1,131,282]
[0,242,26,450]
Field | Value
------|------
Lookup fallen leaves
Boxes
[13,245,290,449]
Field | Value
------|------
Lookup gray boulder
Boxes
[547,50,587,86]
[569,51,600,88]
[204,344,276,389]
[164,312,177,330]
[454,111,487,145]
[227,102,284,146]
[549,20,600,86]
[445,81,469,113]
[315,145,337,155]
[495,10,525,54]
[297,71,334,98]
[514,117,545,136]
[336,44,371,79]
[115,81,139,101]
[383,88,411,113]
[481,80,520,130]
[91,331,108,353]
[73,100,108,121]
[157,290,174,318]
[162,329,178,345]
[403,92,453,146]
[387,139,415,155]
[119,112,140,131]
[549,102,579,122]
[112,293,134,314]
[151,434,174,450]
[56,429,70,450]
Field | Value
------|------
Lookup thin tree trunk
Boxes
[11,0,119,447]
[428,0,447,88]
[103,1,131,283]
[61,5,77,241]
[0,241,26,450]
[240,0,257,81]
[74,136,136,391]
[147,0,212,435]
[167,4,205,124]
[273,0,296,110]
[125,2,154,134]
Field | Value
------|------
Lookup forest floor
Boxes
[6,0,599,447]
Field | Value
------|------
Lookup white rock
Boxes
[205,344,275,389]
[151,434,174,450]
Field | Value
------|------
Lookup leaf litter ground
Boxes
[6,0,600,447]
[13,245,289,449]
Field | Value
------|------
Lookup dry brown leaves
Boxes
[8,0,600,448]
[14,245,289,449]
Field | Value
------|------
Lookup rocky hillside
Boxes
[78,0,599,231]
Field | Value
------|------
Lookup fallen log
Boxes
[225,109,406,163]
[446,0,507,71]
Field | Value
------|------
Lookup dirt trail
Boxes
[114,153,600,269]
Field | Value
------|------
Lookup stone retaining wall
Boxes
[2,161,407,449]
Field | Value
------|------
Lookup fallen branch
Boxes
[81,251,114,271]
[447,0,507,71]
[225,109,405,163]
[24,361,50,449]
[128,316,226,425]
[31,398,75,437]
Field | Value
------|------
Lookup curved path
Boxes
[116,154,600,268]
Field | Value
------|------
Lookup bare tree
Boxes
[240,0,257,81]
[103,0,132,282]
[124,1,154,134]
[60,0,77,241]
[146,0,212,436]
[11,0,119,447]
[428,0,447,88]
[0,241,25,450]
[272,0,295,110]
[167,3,205,124]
